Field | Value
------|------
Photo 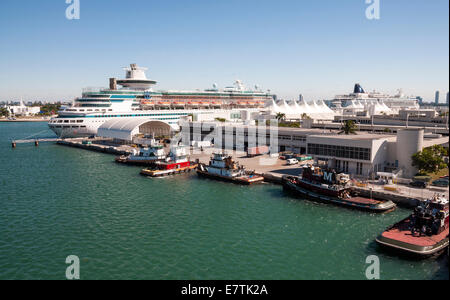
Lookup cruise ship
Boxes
[48,64,275,138]
[328,84,420,111]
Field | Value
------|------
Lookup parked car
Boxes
[286,158,299,165]
[432,178,449,187]
[409,181,428,188]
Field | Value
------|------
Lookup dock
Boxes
[11,137,63,148]
[13,138,62,144]
[57,138,133,155]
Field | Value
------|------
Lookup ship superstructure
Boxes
[48,64,274,138]
[329,84,420,112]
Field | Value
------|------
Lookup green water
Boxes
[0,122,448,280]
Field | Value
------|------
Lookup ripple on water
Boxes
[0,122,448,280]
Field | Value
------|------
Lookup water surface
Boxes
[0,122,447,280]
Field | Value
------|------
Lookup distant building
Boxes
[435,91,440,105]
[4,101,41,116]
[416,96,423,105]
[446,92,449,105]
[299,94,304,102]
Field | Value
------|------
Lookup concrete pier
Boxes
[263,173,284,184]
[352,187,421,208]
[57,138,133,156]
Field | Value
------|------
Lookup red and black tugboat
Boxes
[282,165,396,212]
[376,195,449,256]
[140,146,197,177]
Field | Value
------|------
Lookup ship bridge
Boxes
[115,64,157,90]
[97,118,172,141]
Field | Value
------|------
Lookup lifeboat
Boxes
[172,101,186,108]
[237,101,249,107]
[157,101,171,108]
[188,101,200,107]
[140,100,154,106]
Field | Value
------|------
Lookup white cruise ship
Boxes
[329,84,420,112]
[48,64,275,138]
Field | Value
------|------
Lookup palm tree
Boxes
[0,107,9,117]
[301,113,311,120]
[275,113,286,122]
[339,120,357,135]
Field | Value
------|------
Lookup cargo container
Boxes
[247,146,269,157]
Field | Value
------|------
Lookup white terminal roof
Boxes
[266,99,336,120]
[97,118,165,141]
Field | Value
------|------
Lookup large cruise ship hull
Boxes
[49,126,95,138]
[48,108,261,138]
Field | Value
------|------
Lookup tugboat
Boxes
[376,195,449,256]
[140,146,197,177]
[197,153,264,185]
[282,165,396,212]
[115,139,166,166]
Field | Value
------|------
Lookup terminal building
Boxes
[2,101,41,116]
[330,109,448,128]
[180,122,448,179]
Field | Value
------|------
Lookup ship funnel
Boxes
[109,78,117,90]
[353,84,365,94]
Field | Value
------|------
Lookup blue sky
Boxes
[0,0,448,102]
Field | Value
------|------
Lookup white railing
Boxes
[82,87,107,94]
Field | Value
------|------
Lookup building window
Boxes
[356,162,363,175]
[280,135,291,140]
[343,161,349,173]
[307,143,371,161]
[293,136,306,142]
